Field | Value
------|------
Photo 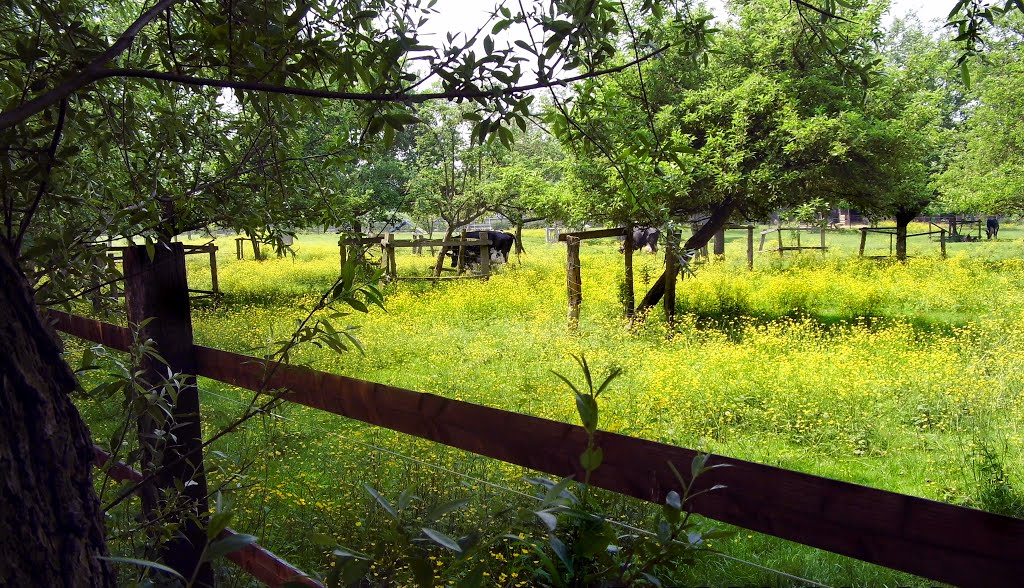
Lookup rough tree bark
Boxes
[0,246,115,587]
[634,199,737,316]
[894,209,918,262]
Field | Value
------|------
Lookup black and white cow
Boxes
[986,217,1000,240]
[619,227,660,254]
[446,231,515,267]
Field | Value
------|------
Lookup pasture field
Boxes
[74,225,1024,587]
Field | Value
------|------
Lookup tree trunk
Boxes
[635,200,737,316]
[0,246,115,587]
[895,211,915,262]
[432,226,455,277]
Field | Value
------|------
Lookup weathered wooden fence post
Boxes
[777,227,784,256]
[566,236,582,328]
[208,245,220,296]
[746,225,754,270]
[940,229,947,258]
[122,242,213,586]
[859,227,868,256]
[381,233,396,279]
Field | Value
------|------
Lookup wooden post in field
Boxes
[746,226,754,270]
[208,245,220,296]
[664,234,677,324]
[566,236,582,328]
[122,243,212,587]
[381,233,396,279]
[235,237,244,260]
[889,233,894,257]
[623,224,635,318]
[859,227,867,256]
[713,227,725,258]
[940,229,947,258]
[820,225,826,256]
[795,229,801,249]
[777,227,784,256]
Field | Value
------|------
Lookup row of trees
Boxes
[3,0,1024,585]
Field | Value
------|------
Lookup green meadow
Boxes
[74,226,1024,587]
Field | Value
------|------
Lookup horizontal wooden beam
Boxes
[557,227,627,241]
[56,313,1024,587]
[390,238,490,248]
[339,237,382,246]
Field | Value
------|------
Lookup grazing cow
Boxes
[446,231,515,267]
[619,227,660,254]
[986,217,1000,240]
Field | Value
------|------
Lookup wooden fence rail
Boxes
[50,310,1024,587]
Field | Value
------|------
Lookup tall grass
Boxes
[73,226,1024,586]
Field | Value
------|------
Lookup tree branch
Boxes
[1,43,669,129]
[0,0,183,130]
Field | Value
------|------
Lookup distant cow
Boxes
[446,231,515,267]
[986,217,1000,240]
[619,227,660,254]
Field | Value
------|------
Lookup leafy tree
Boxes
[936,13,1024,216]
[556,0,903,310]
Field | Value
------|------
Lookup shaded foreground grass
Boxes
[74,226,1024,587]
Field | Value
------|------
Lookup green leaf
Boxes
[548,534,572,570]
[98,556,185,581]
[960,60,972,90]
[579,445,603,472]
[425,498,470,522]
[206,510,233,540]
[534,509,558,531]
[203,533,257,561]
[422,527,463,553]
[665,490,682,511]
[575,394,598,432]
[364,485,397,519]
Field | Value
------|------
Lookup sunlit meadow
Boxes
[74,225,1024,587]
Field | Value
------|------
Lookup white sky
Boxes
[419,1,958,41]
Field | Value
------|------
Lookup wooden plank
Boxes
[186,344,1024,587]
[557,227,627,241]
[55,314,1024,586]
[221,530,325,588]
[48,310,131,351]
[390,238,489,248]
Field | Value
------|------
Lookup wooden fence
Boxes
[50,282,1024,588]
[341,233,493,279]
[859,226,947,258]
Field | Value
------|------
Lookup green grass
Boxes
[73,225,1024,587]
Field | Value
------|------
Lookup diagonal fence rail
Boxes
[51,310,1024,587]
